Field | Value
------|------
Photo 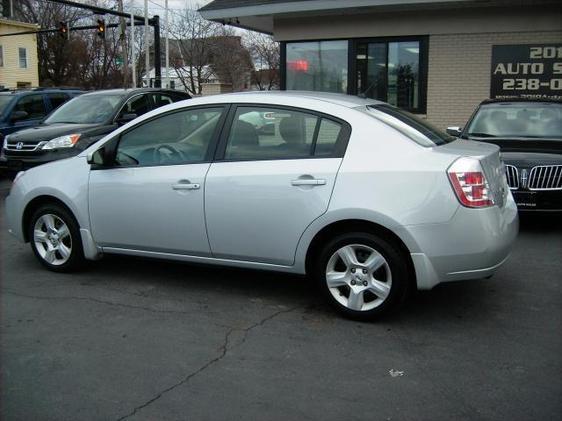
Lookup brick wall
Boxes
[426,31,562,129]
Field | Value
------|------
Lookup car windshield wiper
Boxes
[467,132,496,138]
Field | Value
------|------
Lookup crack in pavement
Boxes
[115,305,301,421]
[1,289,230,327]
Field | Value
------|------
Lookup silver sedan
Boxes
[5,92,518,319]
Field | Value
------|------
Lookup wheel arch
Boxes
[22,195,78,242]
[304,219,417,288]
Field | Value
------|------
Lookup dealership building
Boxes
[200,0,562,128]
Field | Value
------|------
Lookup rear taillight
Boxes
[447,158,495,208]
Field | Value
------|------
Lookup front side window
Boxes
[286,41,348,93]
[47,93,69,110]
[18,47,27,68]
[466,103,562,139]
[14,94,46,120]
[119,94,151,118]
[356,39,425,112]
[116,107,224,167]
[224,106,344,160]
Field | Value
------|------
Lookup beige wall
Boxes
[274,5,562,41]
[274,5,562,128]
[0,19,40,89]
[427,30,562,129]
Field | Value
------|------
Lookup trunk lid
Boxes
[436,139,508,208]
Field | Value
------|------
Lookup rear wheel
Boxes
[29,204,85,272]
[313,232,410,320]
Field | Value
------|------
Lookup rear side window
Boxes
[14,94,47,120]
[315,119,342,156]
[47,93,69,110]
[223,106,346,161]
[365,104,454,146]
[151,93,175,108]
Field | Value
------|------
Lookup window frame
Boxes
[281,35,429,114]
[98,104,230,170]
[214,103,352,163]
[18,47,27,69]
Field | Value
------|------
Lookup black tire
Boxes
[313,232,411,321]
[28,203,85,272]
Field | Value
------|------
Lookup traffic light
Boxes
[96,19,105,39]
[58,21,68,39]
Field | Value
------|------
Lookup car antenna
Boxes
[358,80,377,99]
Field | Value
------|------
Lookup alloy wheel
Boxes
[325,244,392,312]
[33,214,73,266]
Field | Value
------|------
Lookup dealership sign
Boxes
[491,44,562,100]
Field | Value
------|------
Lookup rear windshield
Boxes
[466,102,562,139]
[0,95,14,117]
[365,104,455,146]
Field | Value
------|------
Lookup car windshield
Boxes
[0,95,14,117]
[44,93,124,124]
[364,104,455,146]
[466,103,562,139]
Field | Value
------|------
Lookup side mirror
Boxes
[446,126,463,137]
[10,110,29,123]
[116,113,137,125]
[87,147,107,166]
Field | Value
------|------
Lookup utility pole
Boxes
[144,0,149,87]
[131,9,136,88]
[118,0,128,88]
[164,0,169,89]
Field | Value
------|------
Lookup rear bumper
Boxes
[400,195,519,290]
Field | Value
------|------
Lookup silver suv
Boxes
[5,92,518,319]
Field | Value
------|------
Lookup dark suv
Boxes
[1,88,190,170]
[448,99,561,211]
[0,88,83,138]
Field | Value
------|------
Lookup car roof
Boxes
[185,91,384,109]
[0,88,82,95]
[79,88,190,98]
[480,98,562,105]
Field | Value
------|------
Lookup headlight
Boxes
[41,134,81,150]
[2,135,9,149]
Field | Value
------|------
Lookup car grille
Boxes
[4,139,45,152]
[528,165,562,191]
[505,165,519,190]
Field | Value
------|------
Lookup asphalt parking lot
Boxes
[0,175,560,421]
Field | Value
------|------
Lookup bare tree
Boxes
[244,31,279,90]
[169,6,218,95]
[13,0,132,88]
[210,26,254,91]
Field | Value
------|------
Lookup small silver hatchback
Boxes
[5,92,518,319]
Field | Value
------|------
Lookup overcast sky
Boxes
[129,0,213,14]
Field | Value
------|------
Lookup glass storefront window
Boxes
[356,39,422,111]
[286,41,348,93]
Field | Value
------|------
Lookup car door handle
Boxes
[172,181,200,190]
[291,178,326,186]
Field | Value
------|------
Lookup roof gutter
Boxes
[199,0,474,19]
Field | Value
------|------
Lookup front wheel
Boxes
[29,204,85,272]
[313,232,410,320]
